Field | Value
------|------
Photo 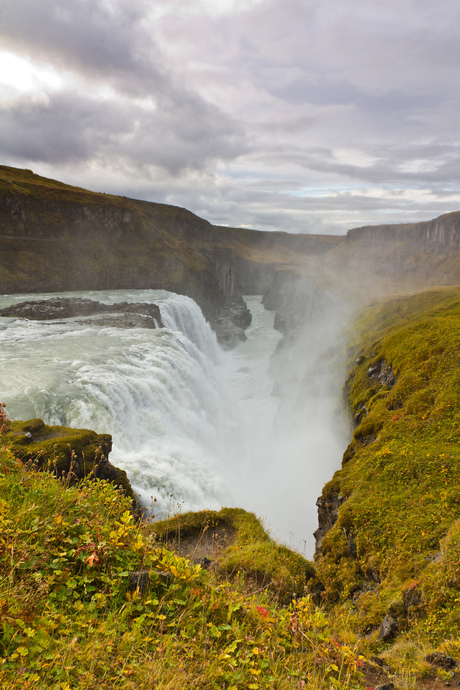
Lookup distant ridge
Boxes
[1,164,460,308]
[347,211,460,246]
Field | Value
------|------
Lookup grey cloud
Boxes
[0,0,165,97]
[0,91,249,172]
[0,0,245,146]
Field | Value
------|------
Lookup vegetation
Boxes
[312,286,460,685]
[0,418,366,689]
[2,418,133,500]
[150,507,315,604]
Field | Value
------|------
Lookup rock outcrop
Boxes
[313,487,346,555]
[347,211,460,247]
[3,418,135,501]
[209,295,252,348]
[0,297,163,328]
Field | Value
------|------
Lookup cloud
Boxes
[0,0,164,97]
[0,90,248,173]
[1,0,459,232]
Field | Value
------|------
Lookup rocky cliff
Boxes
[3,164,460,339]
[0,166,227,315]
[346,211,460,247]
[0,166,340,344]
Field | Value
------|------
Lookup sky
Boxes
[1,0,460,235]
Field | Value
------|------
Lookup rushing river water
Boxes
[0,289,348,554]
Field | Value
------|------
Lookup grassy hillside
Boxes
[0,417,364,689]
[312,286,460,685]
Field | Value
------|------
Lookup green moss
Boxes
[315,286,460,646]
[149,507,314,604]
[3,418,134,500]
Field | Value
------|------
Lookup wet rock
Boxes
[0,297,163,328]
[367,359,397,389]
[314,489,346,555]
[210,296,252,348]
[378,615,399,642]
[78,313,157,329]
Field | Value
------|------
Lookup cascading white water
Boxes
[0,290,235,518]
[0,288,349,554]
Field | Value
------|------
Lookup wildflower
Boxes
[256,605,270,619]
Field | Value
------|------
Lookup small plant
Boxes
[0,403,9,433]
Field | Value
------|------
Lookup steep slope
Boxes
[0,166,227,317]
[0,166,337,315]
[311,287,460,676]
[3,164,460,319]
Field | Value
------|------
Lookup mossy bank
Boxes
[2,417,134,501]
[311,285,460,685]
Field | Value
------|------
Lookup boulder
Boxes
[378,614,399,642]
[424,652,456,670]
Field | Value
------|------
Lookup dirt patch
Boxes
[162,523,237,564]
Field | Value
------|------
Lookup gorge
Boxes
[0,284,349,555]
[2,165,460,550]
[3,165,460,687]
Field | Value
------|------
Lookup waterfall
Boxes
[0,290,234,518]
[0,288,348,553]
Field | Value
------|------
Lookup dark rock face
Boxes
[367,359,397,389]
[378,614,399,642]
[347,212,460,247]
[314,488,346,555]
[210,295,252,348]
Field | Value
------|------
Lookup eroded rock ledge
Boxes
[3,418,135,502]
[210,295,252,348]
[0,297,163,330]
